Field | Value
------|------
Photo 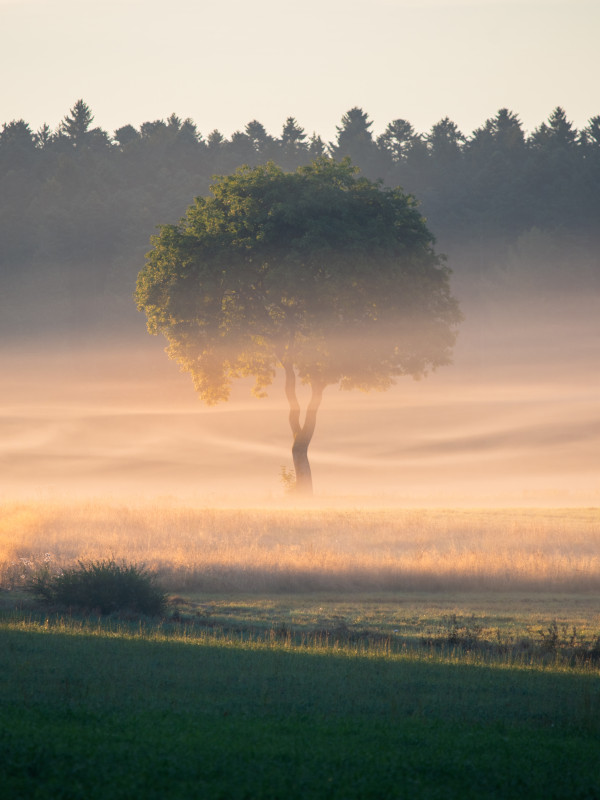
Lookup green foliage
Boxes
[27,559,166,617]
[136,157,461,405]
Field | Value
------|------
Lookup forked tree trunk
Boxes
[283,361,324,496]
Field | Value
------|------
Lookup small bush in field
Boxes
[27,559,166,617]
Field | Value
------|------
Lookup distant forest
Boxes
[1,100,599,336]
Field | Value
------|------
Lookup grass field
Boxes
[1,504,599,798]
[2,503,599,593]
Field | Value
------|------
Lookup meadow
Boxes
[1,503,600,798]
[2,502,600,593]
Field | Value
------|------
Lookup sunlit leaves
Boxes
[136,158,461,405]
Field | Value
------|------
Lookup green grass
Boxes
[168,590,600,645]
[1,599,600,799]
[26,558,167,616]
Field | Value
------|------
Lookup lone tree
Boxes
[136,158,461,495]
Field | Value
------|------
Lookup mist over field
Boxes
[3,23,600,798]
[1,102,599,507]
[2,285,597,507]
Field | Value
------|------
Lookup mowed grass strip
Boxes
[1,620,599,799]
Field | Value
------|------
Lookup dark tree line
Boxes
[1,100,599,334]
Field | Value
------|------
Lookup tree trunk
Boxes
[283,361,324,496]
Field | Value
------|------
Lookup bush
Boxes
[27,559,167,617]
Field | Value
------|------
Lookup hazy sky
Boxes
[2,0,598,141]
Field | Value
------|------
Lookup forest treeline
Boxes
[1,100,599,336]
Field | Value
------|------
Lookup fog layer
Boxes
[2,289,598,506]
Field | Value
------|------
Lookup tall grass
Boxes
[1,502,598,593]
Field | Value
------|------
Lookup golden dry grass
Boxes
[1,501,599,593]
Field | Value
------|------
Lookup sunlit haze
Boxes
[2,0,599,140]
[1,0,599,508]
[2,8,599,789]
[2,8,600,794]
[2,291,598,506]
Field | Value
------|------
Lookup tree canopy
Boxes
[136,158,461,493]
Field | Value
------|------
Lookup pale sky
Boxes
[1,0,599,142]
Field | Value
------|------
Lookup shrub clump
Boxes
[27,559,167,617]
